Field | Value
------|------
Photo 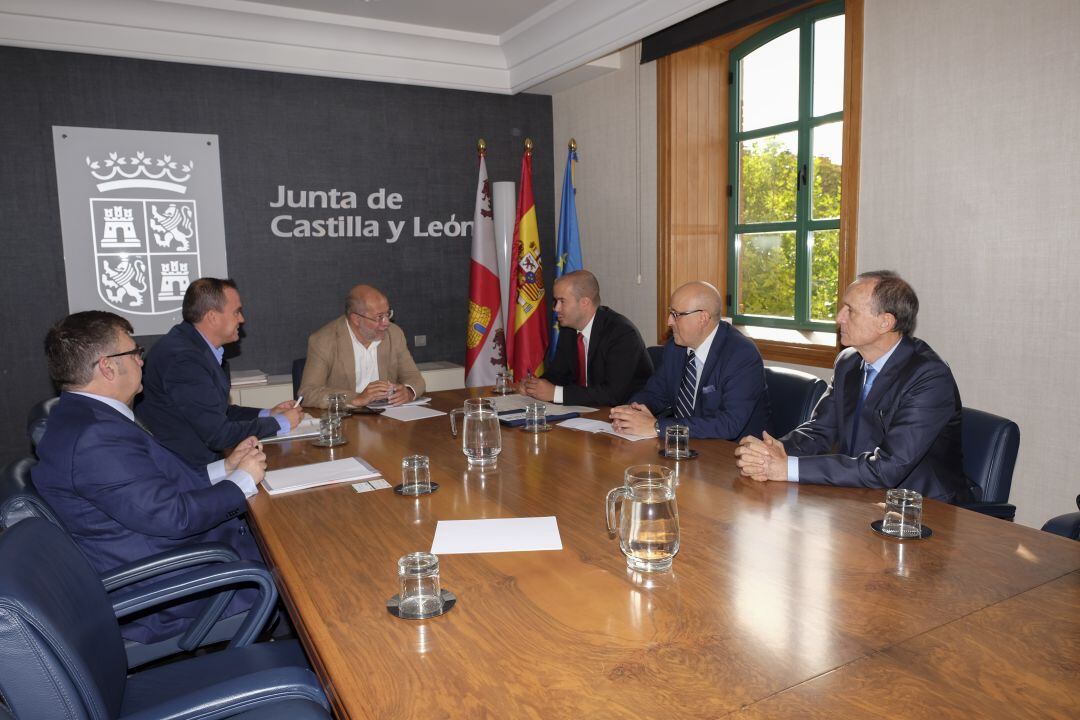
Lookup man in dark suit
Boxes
[520,270,652,407]
[610,281,769,440]
[735,270,975,503]
[137,278,301,468]
[32,311,267,643]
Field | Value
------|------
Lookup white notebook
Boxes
[263,457,381,495]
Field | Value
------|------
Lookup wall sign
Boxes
[52,126,228,334]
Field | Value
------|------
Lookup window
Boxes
[728,2,845,331]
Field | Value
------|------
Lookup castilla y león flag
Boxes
[464,150,505,386]
[506,143,549,380]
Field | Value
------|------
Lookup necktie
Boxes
[849,364,878,452]
[675,348,697,418]
[576,333,587,387]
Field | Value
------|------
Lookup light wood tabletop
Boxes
[249,389,1080,719]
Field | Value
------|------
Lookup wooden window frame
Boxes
[657,0,862,367]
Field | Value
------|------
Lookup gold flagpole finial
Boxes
[524,137,534,155]
[477,138,487,155]
[568,138,577,152]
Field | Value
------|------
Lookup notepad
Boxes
[484,393,597,415]
[379,405,447,422]
[557,417,654,442]
[430,517,563,555]
[263,457,381,495]
[260,413,321,443]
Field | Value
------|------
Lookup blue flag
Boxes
[549,146,582,359]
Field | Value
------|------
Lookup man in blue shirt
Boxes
[137,278,301,468]
[735,271,974,503]
[33,310,267,643]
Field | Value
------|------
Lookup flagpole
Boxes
[477,138,486,157]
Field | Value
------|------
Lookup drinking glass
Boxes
[493,369,513,395]
[605,465,679,572]
[523,401,549,433]
[397,552,441,619]
[319,415,342,444]
[401,454,433,496]
[882,488,923,538]
[665,424,690,458]
[327,392,348,421]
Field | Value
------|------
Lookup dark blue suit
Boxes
[32,392,262,643]
[137,322,280,467]
[782,335,975,502]
[630,322,770,440]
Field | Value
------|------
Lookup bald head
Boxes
[552,270,602,331]
[557,270,600,305]
[346,285,386,315]
[667,281,722,349]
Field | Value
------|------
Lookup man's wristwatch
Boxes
[654,420,660,436]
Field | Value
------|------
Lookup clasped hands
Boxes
[225,436,267,483]
[354,380,414,408]
[734,431,789,482]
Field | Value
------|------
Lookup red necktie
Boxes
[576,333,587,387]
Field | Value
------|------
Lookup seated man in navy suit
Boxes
[734,271,975,503]
[33,310,268,643]
[137,278,302,468]
[520,270,652,407]
[610,281,769,440]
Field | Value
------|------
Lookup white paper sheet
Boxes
[264,457,380,495]
[379,405,447,422]
[556,418,654,442]
[364,395,432,410]
[260,413,321,443]
[430,517,563,555]
[352,478,392,493]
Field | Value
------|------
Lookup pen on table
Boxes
[293,395,303,408]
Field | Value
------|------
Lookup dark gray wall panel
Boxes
[0,46,554,464]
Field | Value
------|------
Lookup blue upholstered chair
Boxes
[958,407,1019,520]
[646,345,665,373]
[0,457,261,669]
[292,357,307,399]
[25,396,59,450]
[1041,495,1080,541]
[0,518,329,720]
[764,366,828,438]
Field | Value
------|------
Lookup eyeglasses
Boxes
[353,309,394,323]
[98,345,145,365]
[668,308,704,321]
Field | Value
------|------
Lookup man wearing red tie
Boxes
[520,270,652,407]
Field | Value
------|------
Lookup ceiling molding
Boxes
[0,0,726,94]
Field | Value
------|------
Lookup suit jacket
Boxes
[630,322,770,440]
[32,392,262,644]
[540,306,653,406]
[298,316,426,408]
[137,322,280,468]
[782,335,974,503]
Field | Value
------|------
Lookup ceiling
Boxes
[0,0,727,94]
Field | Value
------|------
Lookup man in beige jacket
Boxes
[299,285,426,409]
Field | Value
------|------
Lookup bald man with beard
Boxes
[611,281,770,440]
[298,284,426,409]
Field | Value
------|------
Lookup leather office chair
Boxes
[1041,494,1080,540]
[764,366,828,438]
[0,456,259,669]
[292,358,306,399]
[958,407,1019,520]
[646,345,664,372]
[0,518,329,720]
[25,396,59,450]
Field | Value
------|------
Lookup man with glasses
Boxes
[137,278,302,468]
[298,284,425,408]
[33,310,267,644]
[611,281,769,440]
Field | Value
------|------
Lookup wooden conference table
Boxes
[250,389,1080,719]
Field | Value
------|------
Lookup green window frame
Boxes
[727,0,844,331]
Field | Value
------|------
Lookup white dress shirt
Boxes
[554,312,596,404]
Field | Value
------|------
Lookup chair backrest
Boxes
[646,346,664,373]
[0,519,128,719]
[961,406,1020,504]
[292,358,307,400]
[26,396,60,449]
[764,366,828,437]
[0,457,66,531]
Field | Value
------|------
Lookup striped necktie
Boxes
[675,348,697,418]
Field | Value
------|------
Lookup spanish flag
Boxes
[506,140,549,380]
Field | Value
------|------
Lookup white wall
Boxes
[551,46,659,342]
[859,0,1080,527]
[552,2,1080,528]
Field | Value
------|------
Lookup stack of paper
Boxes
[261,414,320,443]
[263,457,381,495]
[483,393,596,415]
[557,417,654,442]
[230,369,268,387]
